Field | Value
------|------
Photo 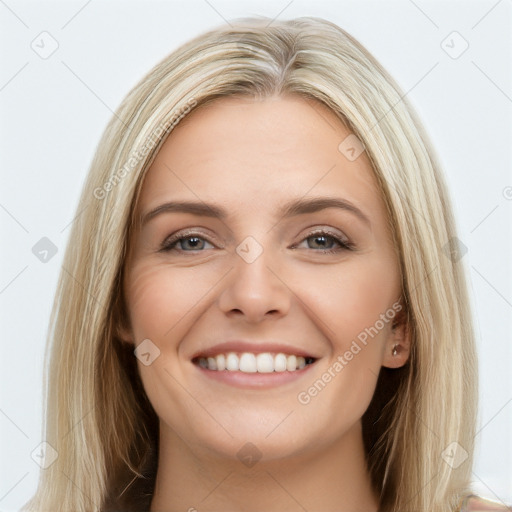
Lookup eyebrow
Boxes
[140,196,371,227]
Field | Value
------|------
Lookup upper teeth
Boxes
[197,352,313,373]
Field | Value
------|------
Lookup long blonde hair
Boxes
[23,16,478,512]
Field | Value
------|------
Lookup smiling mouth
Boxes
[192,352,317,373]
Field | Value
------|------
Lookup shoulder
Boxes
[462,496,512,511]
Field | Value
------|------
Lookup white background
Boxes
[1,1,511,510]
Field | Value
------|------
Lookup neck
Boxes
[149,421,379,512]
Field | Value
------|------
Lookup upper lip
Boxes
[190,340,319,360]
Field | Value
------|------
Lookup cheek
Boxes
[125,264,171,342]
[125,263,193,343]
[124,260,226,343]
[294,255,399,357]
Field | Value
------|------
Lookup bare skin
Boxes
[118,95,411,511]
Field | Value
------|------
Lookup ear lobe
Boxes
[382,309,411,369]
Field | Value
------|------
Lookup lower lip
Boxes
[193,361,317,389]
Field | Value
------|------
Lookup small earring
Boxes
[392,344,398,356]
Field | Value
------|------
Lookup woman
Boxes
[22,16,510,512]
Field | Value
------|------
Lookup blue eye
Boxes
[160,230,353,255]
[297,231,353,253]
[306,234,338,250]
[177,236,209,251]
[160,234,214,252]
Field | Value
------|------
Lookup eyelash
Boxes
[159,229,354,255]
[296,229,355,253]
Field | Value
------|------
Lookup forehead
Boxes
[136,94,385,225]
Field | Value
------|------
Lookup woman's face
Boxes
[120,95,409,462]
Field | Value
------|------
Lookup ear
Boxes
[381,305,411,369]
[112,289,135,346]
[113,305,135,346]
[115,321,135,346]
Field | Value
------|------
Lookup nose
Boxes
[217,250,291,323]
